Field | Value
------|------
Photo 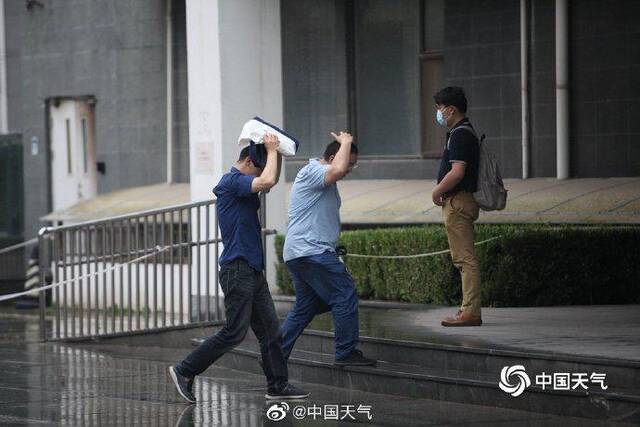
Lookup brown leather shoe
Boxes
[441,310,482,327]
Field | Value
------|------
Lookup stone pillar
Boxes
[186,0,286,291]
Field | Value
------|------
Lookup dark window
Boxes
[354,0,420,156]
[281,0,348,158]
[282,0,423,158]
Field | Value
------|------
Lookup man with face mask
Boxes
[280,131,376,367]
[169,133,310,403]
[431,87,483,327]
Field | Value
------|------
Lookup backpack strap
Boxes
[447,124,479,149]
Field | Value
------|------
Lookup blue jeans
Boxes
[176,259,288,392]
[280,251,359,360]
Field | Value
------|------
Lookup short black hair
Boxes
[433,86,468,114]
[238,144,267,167]
[239,146,251,161]
[323,141,359,160]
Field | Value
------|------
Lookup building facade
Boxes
[2,0,639,243]
[5,0,189,239]
[281,0,640,180]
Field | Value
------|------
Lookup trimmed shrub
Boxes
[274,225,640,307]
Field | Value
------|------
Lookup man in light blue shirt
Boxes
[283,159,341,262]
[281,132,376,367]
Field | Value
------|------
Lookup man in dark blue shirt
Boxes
[431,87,483,328]
[170,134,309,402]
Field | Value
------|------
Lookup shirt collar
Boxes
[447,117,470,137]
[231,166,258,180]
[451,117,470,129]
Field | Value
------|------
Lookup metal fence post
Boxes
[38,227,49,342]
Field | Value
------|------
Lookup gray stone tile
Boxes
[472,46,502,76]
[471,77,502,109]
[500,74,522,107]
[596,134,630,176]
[500,42,521,75]
[596,101,627,135]
[447,48,474,79]
[571,135,597,177]
[531,104,556,138]
[501,107,522,138]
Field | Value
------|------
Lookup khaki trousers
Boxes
[442,191,481,316]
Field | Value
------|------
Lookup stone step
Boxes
[196,326,640,396]
[192,328,640,423]
[274,330,640,394]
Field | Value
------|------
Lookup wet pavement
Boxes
[0,308,633,426]
[41,298,640,363]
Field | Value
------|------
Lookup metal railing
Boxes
[38,199,225,341]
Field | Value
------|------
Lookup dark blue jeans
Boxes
[280,251,359,360]
[176,259,288,391]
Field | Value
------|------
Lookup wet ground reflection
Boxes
[0,315,271,425]
[0,310,622,426]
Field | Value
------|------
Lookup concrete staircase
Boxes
[193,325,640,423]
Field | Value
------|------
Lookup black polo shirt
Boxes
[436,118,480,195]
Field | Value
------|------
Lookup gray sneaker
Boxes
[265,383,310,400]
[334,349,377,367]
[169,366,196,404]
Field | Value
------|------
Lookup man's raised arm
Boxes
[251,133,281,193]
[324,131,353,186]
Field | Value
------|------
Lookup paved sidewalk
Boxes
[43,178,640,225]
[286,177,640,224]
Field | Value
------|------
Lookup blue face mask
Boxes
[436,109,447,127]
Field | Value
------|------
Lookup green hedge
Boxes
[274,225,640,307]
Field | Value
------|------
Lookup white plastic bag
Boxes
[238,117,300,156]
